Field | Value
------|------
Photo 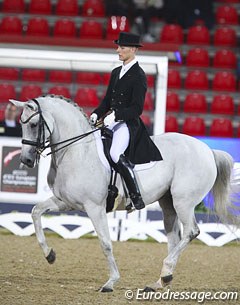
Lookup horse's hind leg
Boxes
[160,198,200,286]
[159,191,182,256]
[31,196,68,263]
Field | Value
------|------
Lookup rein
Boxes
[44,124,103,156]
[21,98,104,158]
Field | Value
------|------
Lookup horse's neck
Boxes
[50,103,91,141]
[48,102,98,165]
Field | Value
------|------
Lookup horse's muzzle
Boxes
[20,156,35,168]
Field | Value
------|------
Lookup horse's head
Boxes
[10,98,53,168]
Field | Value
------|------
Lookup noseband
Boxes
[21,98,51,162]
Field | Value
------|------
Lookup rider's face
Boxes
[116,46,137,64]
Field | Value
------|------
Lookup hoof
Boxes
[161,274,173,286]
[100,287,113,293]
[143,286,155,292]
[46,249,56,264]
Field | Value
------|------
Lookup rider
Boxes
[90,32,162,210]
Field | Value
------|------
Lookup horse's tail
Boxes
[211,149,240,227]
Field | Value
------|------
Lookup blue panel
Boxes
[196,137,240,212]
[197,137,240,162]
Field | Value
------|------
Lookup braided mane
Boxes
[40,94,90,120]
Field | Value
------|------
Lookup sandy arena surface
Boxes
[0,233,239,305]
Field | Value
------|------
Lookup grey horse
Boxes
[10,95,240,292]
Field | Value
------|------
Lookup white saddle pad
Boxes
[94,130,156,172]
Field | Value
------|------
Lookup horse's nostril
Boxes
[27,159,32,165]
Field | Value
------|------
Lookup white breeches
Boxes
[107,122,130,163]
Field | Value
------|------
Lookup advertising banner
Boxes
[1,146,38,193]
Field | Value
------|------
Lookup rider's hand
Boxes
[89,113,98,126]
[104,111,115,127]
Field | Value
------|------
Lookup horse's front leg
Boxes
[84,203,120,292]
[31,196,67,263]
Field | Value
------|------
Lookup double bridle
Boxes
[21,98,103,161]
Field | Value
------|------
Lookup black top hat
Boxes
[114,32,143,47]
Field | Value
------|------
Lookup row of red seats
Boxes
[1,0,239,23]
[0,15,130,40]
[0,83,99,106]
[1,0,105,17]
[0,16,239,47]
[168,69,238,92]
[160,24,238,46]
[167,92,238,115]
[166,115,239,138]
[0,68,155,87]
[0,83,154,111]
[184,48,237,69]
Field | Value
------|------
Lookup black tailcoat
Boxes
[93,62,162,164]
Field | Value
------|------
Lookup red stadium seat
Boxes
[26,18,50,37]
[210,118,233,137]
[185,70,209,90]
[211,94,234,115]
[183,93,207,113]
[76,72,101,85]
[182,116,206,136]
[213,49,237,69]
[186,25,210,45]
[144,92,154,111]
[146,75,155,88]
[48,86,71,98]
[55,0,78,16]
[0,68,19,80]
[80,20,103,39]
[82,0,105,17]
[102,73,111,85]
[28,0,52,14]
[20,85,42,101]
[166,91,180,112]
[236,124,240,138]
[216,5,239,25]
[0,16,22,35]
[160,24,184,44]
[21,69,46,82]
[141,114,151,128]
[2,0,25,13]
[0,109,5,120]
[0,83,16,102]
[106,16,130,40]
[165,115,178,132]
[213,27,237,47]
[49,70,72,83]
[212,71,236,92]
[53,19,77,38]
[75,88,99,107]
[167,69,181,89]
[186,48,209,67]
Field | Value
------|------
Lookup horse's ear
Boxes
[9,99,25,108]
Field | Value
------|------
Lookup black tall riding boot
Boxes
[117,154,145,210]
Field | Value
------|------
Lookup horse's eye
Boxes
[30,123,37,128]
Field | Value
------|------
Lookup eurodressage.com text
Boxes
[124,288,239,303]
